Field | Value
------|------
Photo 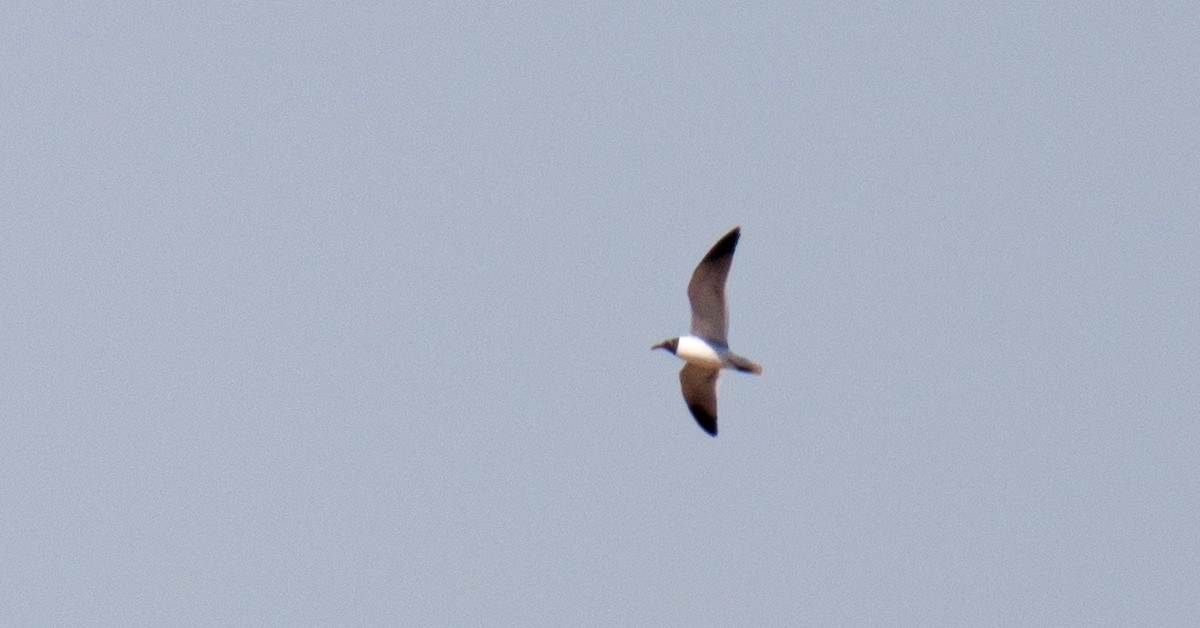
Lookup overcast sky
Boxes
[4,3,1198,626]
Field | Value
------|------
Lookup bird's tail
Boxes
[728,354,762,375]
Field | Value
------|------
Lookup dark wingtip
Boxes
[701,226,740,263]
[687,403,718,436]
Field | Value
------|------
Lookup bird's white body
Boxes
[674,335,725,369]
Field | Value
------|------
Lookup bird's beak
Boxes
[651,341,669,351]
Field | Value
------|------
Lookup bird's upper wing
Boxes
[686,226,739,345]
[680,363,721,436]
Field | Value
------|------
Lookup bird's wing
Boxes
[680,363,721,436]
[687,226,739,345]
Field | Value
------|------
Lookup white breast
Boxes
[675,335,724,368]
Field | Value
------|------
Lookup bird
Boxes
[653,226,761,436]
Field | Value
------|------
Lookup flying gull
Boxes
[653,226,761,436]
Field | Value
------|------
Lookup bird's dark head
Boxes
[651,337,679,354]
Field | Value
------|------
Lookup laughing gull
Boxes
[653,226,761,436]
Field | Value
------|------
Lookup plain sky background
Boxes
[4,3,1199,625]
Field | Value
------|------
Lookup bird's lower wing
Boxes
[679,363,721,436]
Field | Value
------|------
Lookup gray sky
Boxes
[4,3,1198,625]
